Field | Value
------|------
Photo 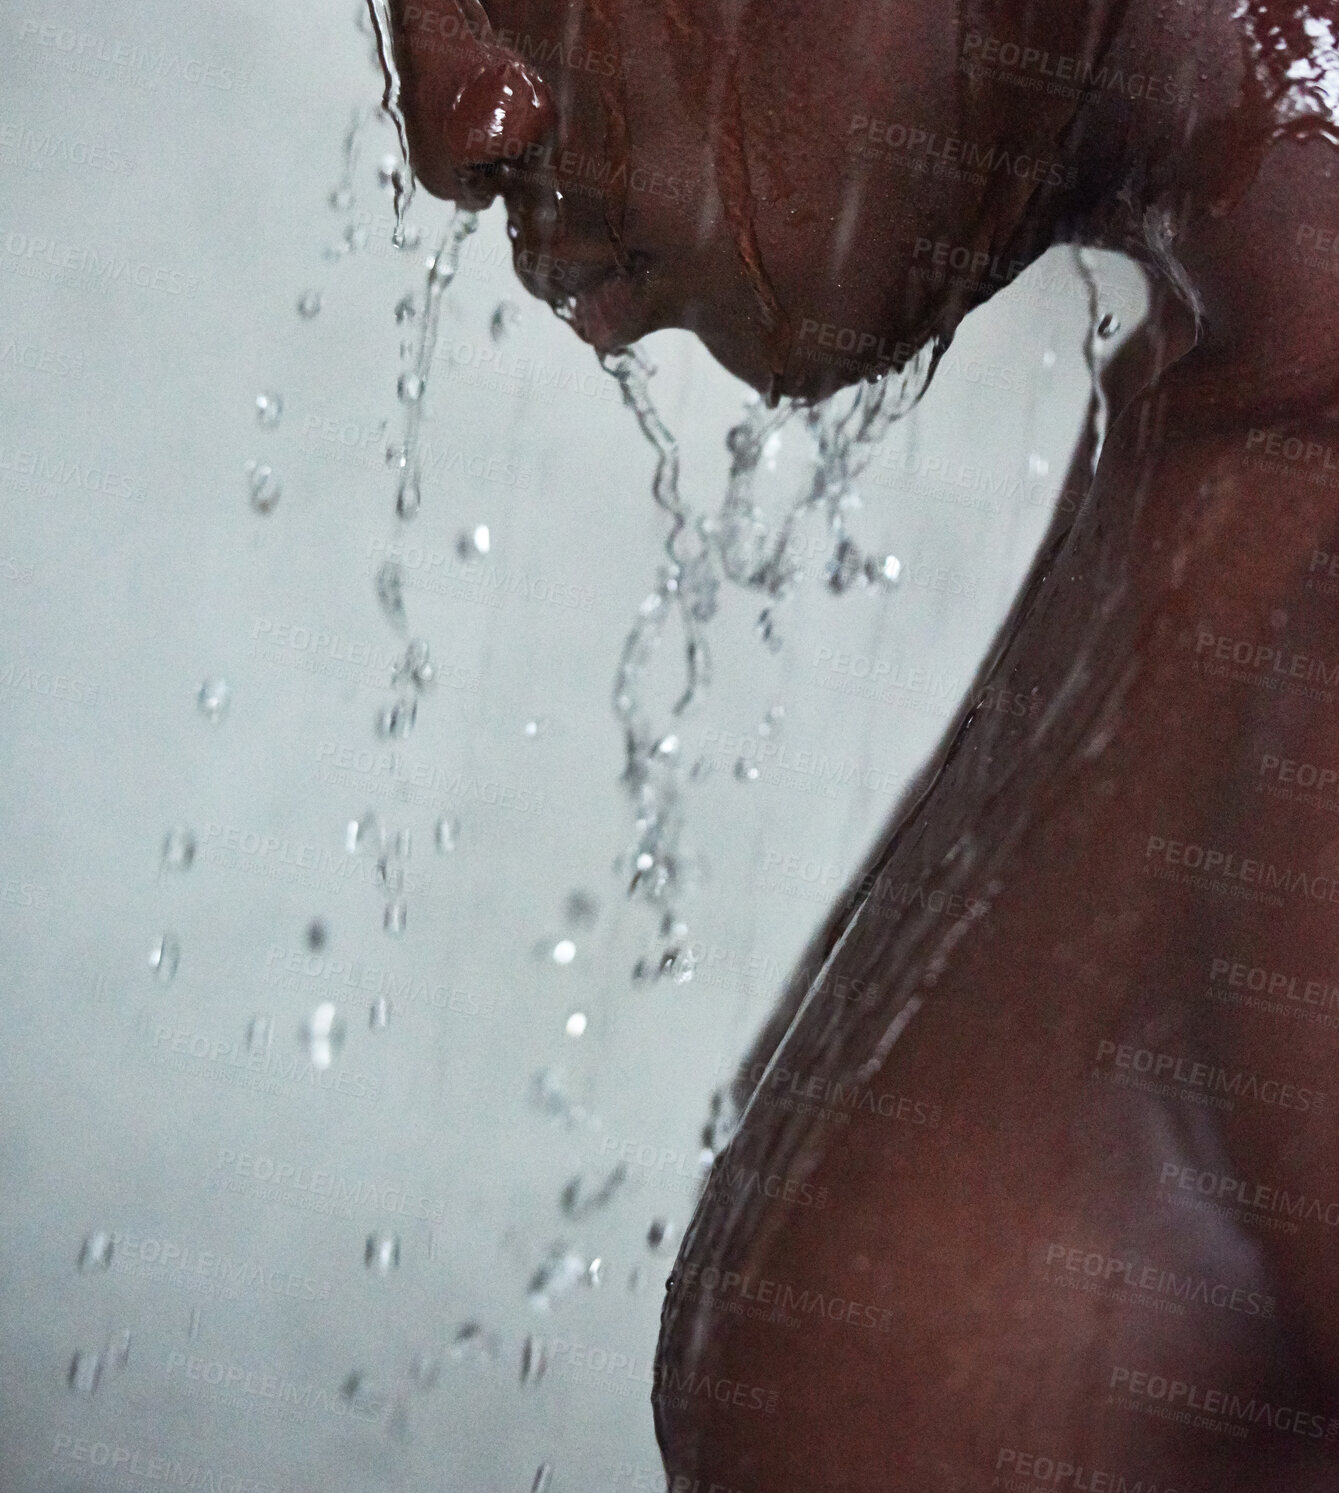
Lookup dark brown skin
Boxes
[385,0,1339,1485]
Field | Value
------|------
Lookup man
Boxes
[388,0,1339,1485]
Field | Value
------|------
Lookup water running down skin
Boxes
[384,0,1339,1485]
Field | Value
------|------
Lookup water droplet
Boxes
[585,1258,603,1287]
[734,759,760,783]
[531,1464,553,1493]
[394,639,434,691]
[394,294,417,324]
[524,718,541,738]
[107,1329,131,1370]
[1042,347,1058,370]
[160,826,196,873]
[344,222,370,253]
[520,1335,547,1385]
[365,1233,401,1273]
[565,890,598,926]
[450,1321,493,1363]
[647,1218,672,1251]
[865,553,902,587]
[197,677,231,723]
[377,154,399,188]
[1098,312,1121,339]
[246,1015,273,1054]
[78,1231,113,1274]
[375,561,407,631]
[329,185,353,211]
[306,919,328,952]
[370,996,392,1031]
[552,939,576,966]
[1028,453,1050,478]
[527,1247,589,1309]
[347,811,381,854]
[564,1011,587,1037]
[67,1351,102,1395]
[255,391,283,428]
[434,815,460,852]
[297,290,322,319]
[396,474,421,521]
[149,934,180,985]
[490,300,520,342]
[376,695,417,739]
[826,537,861,594]
[397,372,425,404]
[302,1002,346,1070]
[384,899,407,936]
[245,461,282,514]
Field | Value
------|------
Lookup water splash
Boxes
[601,341,942,976]
[363,0,416,244]
[385,213,478,522]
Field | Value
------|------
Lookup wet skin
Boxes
[385,0,1339,1486]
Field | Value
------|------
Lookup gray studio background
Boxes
[0,3,1145,1490]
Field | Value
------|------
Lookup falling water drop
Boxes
[531,1465,553,1493]
[297,290,323,319]
[245,461,282,514]
[302,1003,346,1070]
[348,811,381,853]
[306,918,328,951]
[246,1015,273,1054]
[375,561,407,632]
[369,996,392,1031]
[67,1351,102,1395]
[647,1218,672,1251]
[1098,312,1121,338]
[490,300,521,342]
[107,1329,131,1370]
[149,934,180,985]
[77,1231,113,1274]
[395,474,421,521]
[564,1011,587,1037]
[551,939,576,966]
[365,1233,401,1273]
[434,815,459,852]
[384,899,407,936]
[197,677,231,723]
[520,1335,547,1385]
[254,391,283,428]
[160,826,196,873]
